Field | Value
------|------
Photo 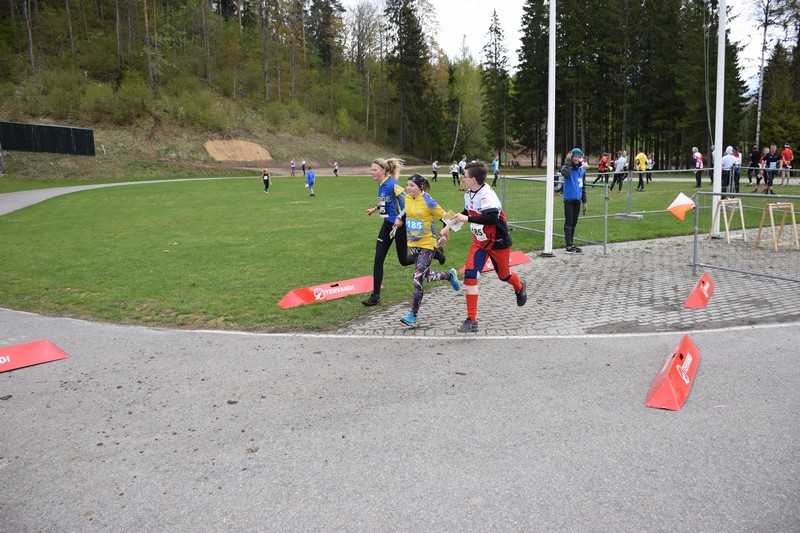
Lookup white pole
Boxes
[712,0,726,236]
[543,0,556,256]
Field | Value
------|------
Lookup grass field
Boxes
[1,172,797,331]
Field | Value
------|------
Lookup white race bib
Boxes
[470,223,488,241]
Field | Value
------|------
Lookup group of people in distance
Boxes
[591,149,654,193]
[692,143,793,195]
[263,158,346,198]
[363,157,528,333]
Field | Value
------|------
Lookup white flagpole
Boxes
[543,0,556,257]
[712,0,726,236]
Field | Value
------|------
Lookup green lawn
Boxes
[1,173,797,331]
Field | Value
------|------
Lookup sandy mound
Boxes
[204,140,272,162]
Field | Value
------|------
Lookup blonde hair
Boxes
[372,158,404,180]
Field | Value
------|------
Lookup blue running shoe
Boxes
[400,312,417,327]
[447,268,460,291]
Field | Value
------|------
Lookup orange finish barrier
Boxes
[0,340,70,373]
[278,275,377,309]
[646,335,701,411]
[684,272,715,309]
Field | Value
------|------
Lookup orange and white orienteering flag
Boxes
[668,192,696,221]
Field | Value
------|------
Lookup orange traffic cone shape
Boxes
[646,335,701,411]
[684,272,715,309]
[668,192,696,221]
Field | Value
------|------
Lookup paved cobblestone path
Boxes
[342,236,800,337]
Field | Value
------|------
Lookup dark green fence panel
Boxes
[0,121,95,156]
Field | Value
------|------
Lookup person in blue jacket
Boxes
[560,148,587,254]
[305,165,315,196]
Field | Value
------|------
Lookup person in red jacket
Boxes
[780,143,793,186]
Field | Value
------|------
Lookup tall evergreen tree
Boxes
[511,0,548,166]
[384,0,429,152]
[480,10,509,162]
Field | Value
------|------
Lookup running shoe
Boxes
[361,294,381,306]
[434,247,446,265]
[400,312,417,327]
[447,268,460,291]
[457,318,479,333]
[516,280,527,307]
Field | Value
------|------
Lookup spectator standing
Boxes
[612,151,627,192]
[290,159,296,177]
[721,146,737,197]
[458,155,467,191]
[561,148,588,254]
[301,159,307,174]
[747,145,760,185]
[635,147,647,192]
[780,143,793,186]
[450,161,459,187]
[491,156,500,187]
[754,147,770,192]
[733,147,742,193]
[692,147,703,188]
[763,144,781,195]
[431,160,438,182]
[646,153,654,183]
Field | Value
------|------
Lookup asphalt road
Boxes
[2,309,799,532]
[2,180,799,531]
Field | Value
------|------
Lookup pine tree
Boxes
[511,0,548,166]
[384,0,429,152]
[480,10,509,163]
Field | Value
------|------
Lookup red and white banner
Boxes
[0,340,70,373]
[279,275,377,309]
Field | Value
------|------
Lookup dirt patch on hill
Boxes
[204,140,272,162]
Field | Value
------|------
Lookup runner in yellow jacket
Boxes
[393,173,460,327]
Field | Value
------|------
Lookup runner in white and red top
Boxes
[439,161,527,333]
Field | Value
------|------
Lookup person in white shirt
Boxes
[611,151,627,192]
[692,147,703,187]
[721,146,738,197]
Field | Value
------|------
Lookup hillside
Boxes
[0,85,411,186]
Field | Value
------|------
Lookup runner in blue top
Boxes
[305,166,315,196]
[362,158,414,306]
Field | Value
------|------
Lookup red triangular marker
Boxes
[0,340,70,373]
[684,272,715,309]
[646,335,701,411]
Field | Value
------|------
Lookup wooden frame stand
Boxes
[710,198,747,243]
[755,203,799,251]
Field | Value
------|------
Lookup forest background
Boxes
[1,0,799,174]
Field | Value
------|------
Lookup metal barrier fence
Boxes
[692,191,800,282]
[499,175,610,255]
[499,168,799,282]
[499,168,708,255]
